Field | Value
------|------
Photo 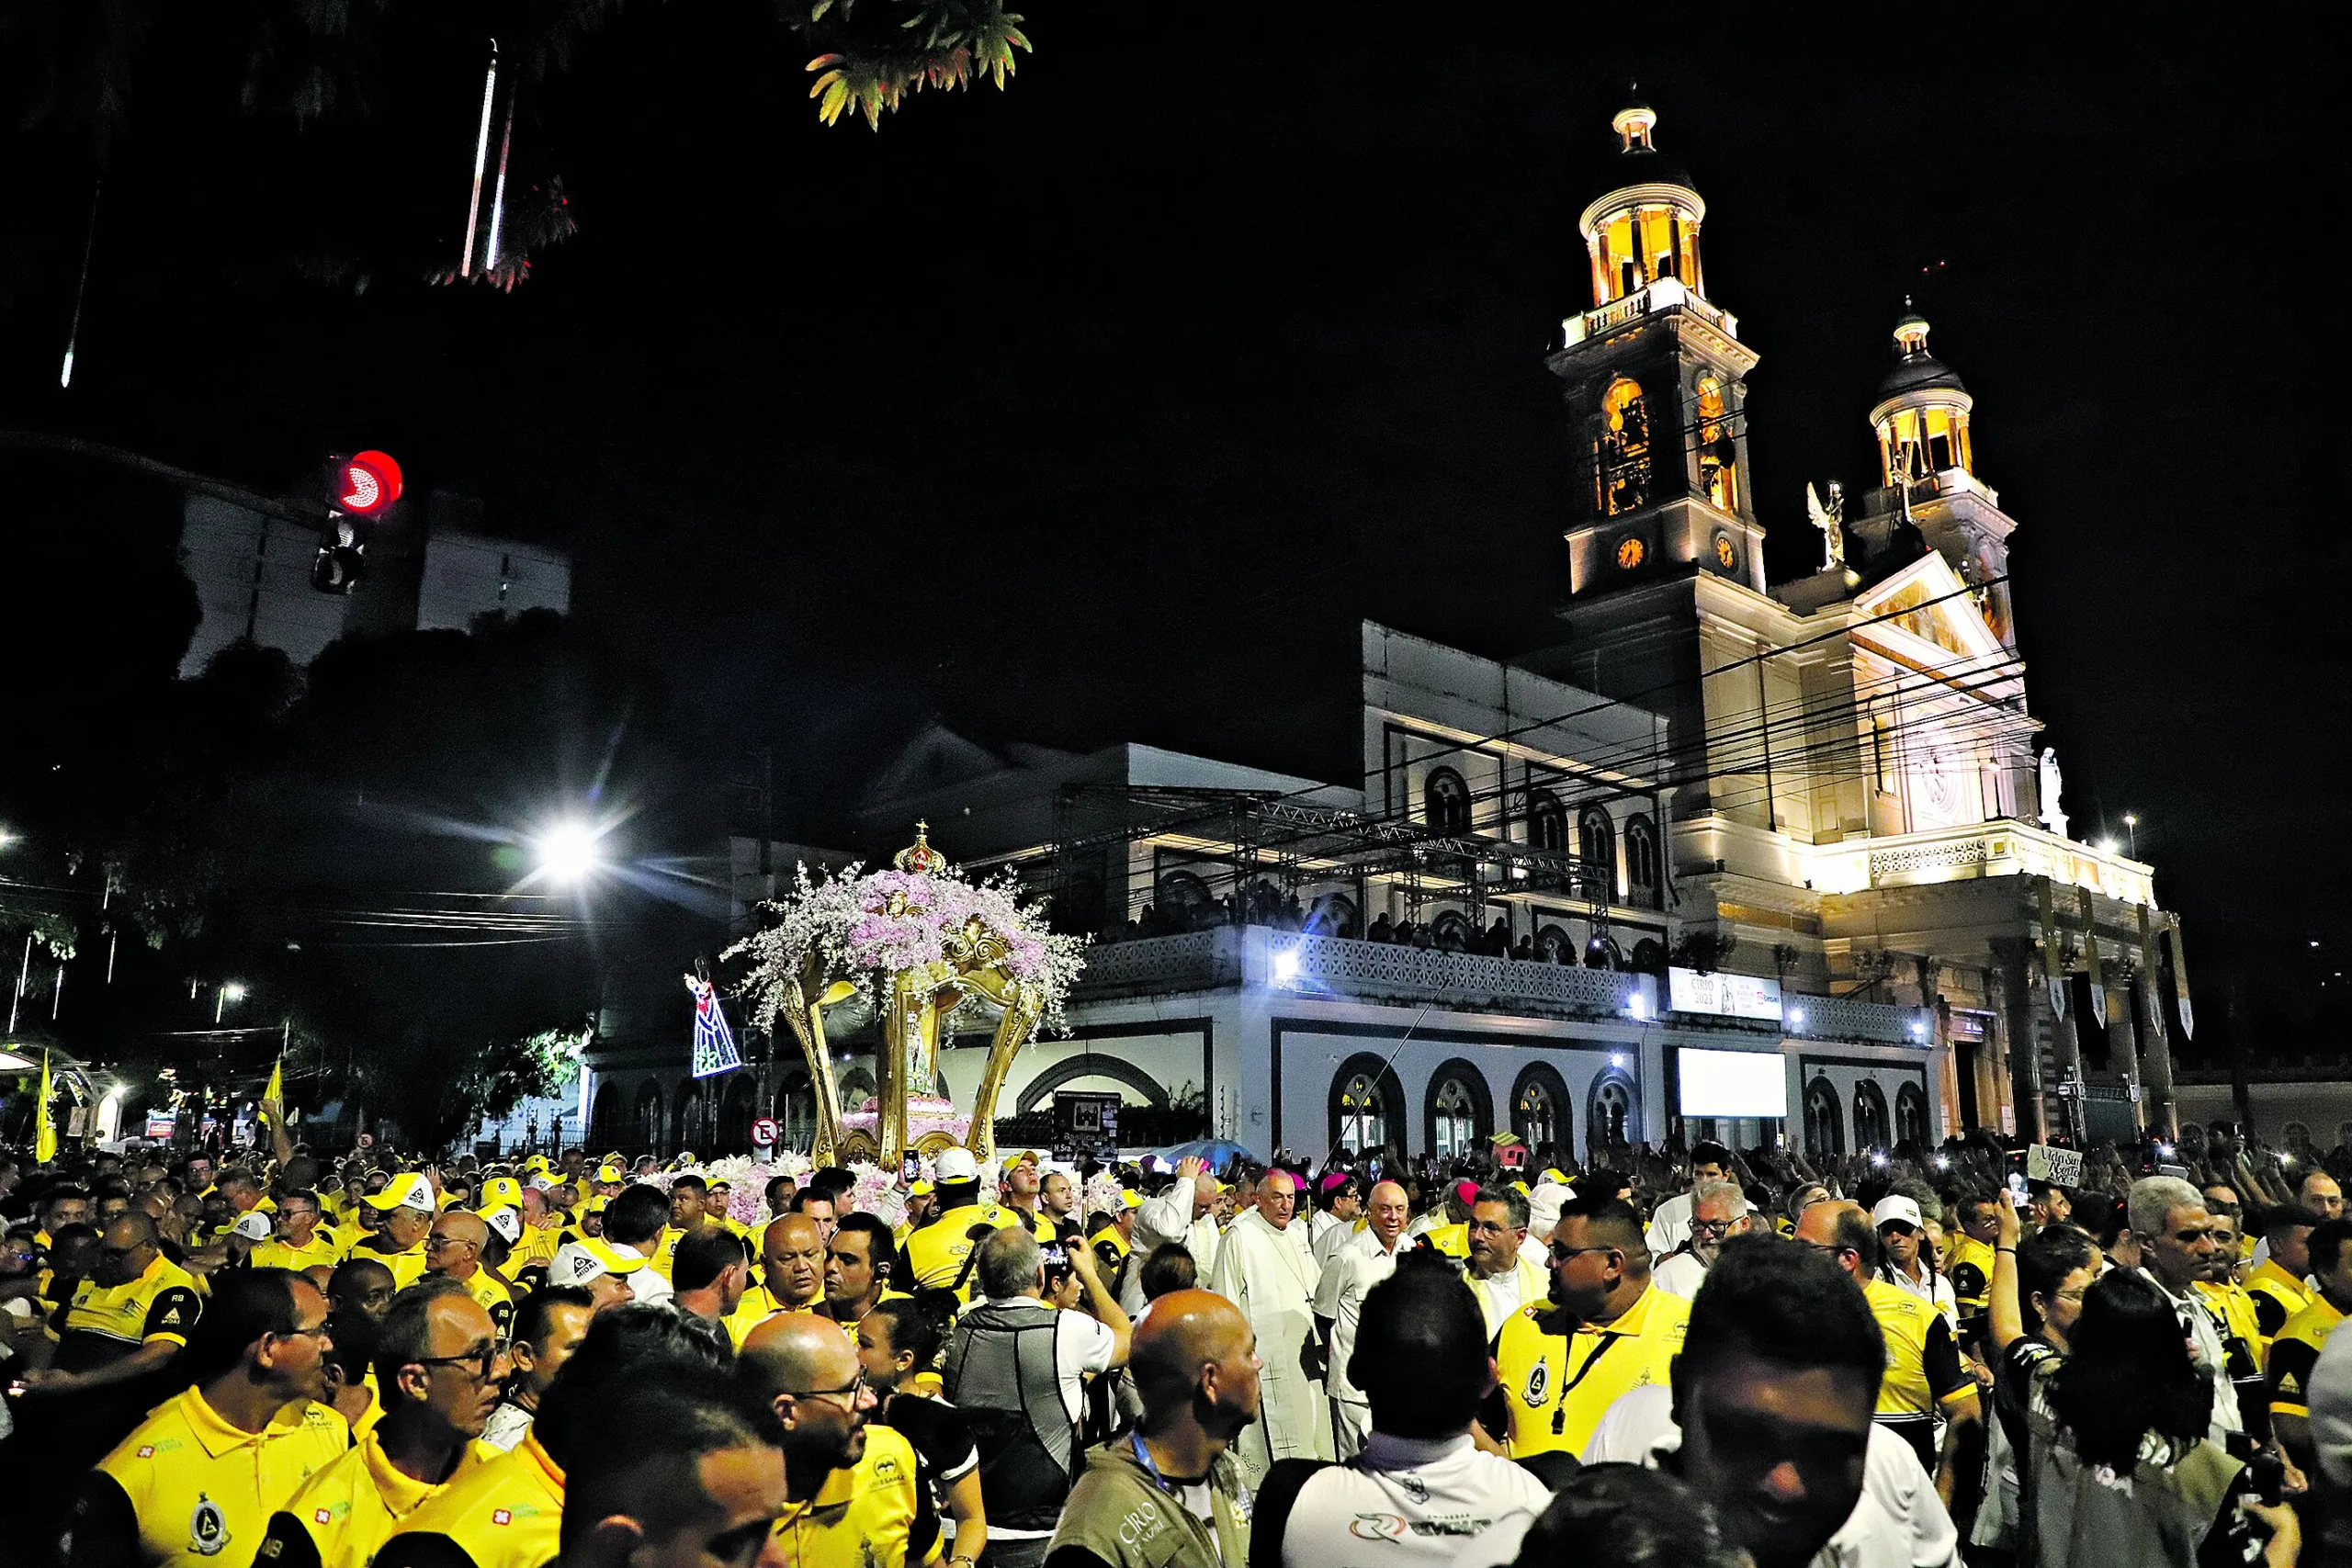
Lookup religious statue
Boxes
[2037,747,2070,840]
[1805,480,1847,570]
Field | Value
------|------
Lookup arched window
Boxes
[1852,1080,1891,1152]
[1511,1063,1575,1164]
[1306,893,1358,938]
[1430,910,1474,952]
[2284,1122,2314,1156]
[1588,1069,1636,1151]
[1630,937,1667,974]
[838,1067,876,1111]
[777,1069,817,1152]
[1529,789,1567,852]
[1330,1053,1405,1156]
[1599,378,1652,516]
[1697,377,1737,512]
[1804,1077,1844,1157]
[1894,1082,1930,1148]
[1624,814,1660,906]
[1579,808,1616,900]
[633,1079,664,1156]
[673,1080,705,1153]
[1431,1079,1476,1160]
[1535,924,1573,964]
[1424,767,1471,833]
[1156,870,1215,931]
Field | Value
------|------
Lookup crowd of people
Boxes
[3,1117,2348,1567]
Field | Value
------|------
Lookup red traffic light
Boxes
[337,450,404,515]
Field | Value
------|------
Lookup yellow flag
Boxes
[263,1055,284,1124]
[35,1048,58,1165]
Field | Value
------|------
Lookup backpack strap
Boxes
[1247,1458,1335,1568]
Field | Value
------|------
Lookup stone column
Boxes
[1991,936,2046,1143]
[2139,970,2178,1138]
[2102,956,2144,1134]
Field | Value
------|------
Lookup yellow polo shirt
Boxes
[74,1391,347,1568]
[1864,1278,1974,1420]
[1493,1283,1690,1457]
[435,1267,516,1338]
[772,1426,920,1568]
[509,1224,564,1271]
[252,1234,344,1274]
[724,1284,826,1348]
[2247,1259,2315,1348]
[257,1429,492,1568]
[56,1254,204,1367]
[2267,1296,2345,1422]
[374,1432,565,1568]
[1419,1223,1471,1261]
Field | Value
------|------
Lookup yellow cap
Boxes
[476,1177,524,1214]
[1120,1190,1144,1211]
[909,1179,934,1197]
[364,1174,435,1214]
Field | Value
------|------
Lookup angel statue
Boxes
[1806,480,1848,570]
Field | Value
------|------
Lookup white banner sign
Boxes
[1668,967,1783,1021]
[2026,1144,2084,1188]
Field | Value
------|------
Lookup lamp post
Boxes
[215,981,246,1024]
[2122,813,2139,858]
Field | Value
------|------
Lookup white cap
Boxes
[232,1212,274,1242]
[1871,1195,1925,1232]
[1526,1184,1568,1241]
[482,1206,522,1244]
[936,1148,980,1183]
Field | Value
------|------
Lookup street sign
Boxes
[751,1116,780,1151]
[145,1113,177,1140]
[337,450,403,515]
[2026,1144,2084,1188]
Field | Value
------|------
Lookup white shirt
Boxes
[1882,1262,1960,1330]
[2140,1267,2242,1442]
[1283,1431,1550,1568]
[481,1400,534,1452]
[1651,1248,1708,1302]
[1315,1227,1404,1407]
[1644,1192,1694,1256]
[1127,1187,1219,1314]
[1567,1384,1962,1568]
[1516,1233,1549,1273]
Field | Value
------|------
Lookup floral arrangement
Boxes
[1083,1170,1129,1223]
[724,855,1086,1035]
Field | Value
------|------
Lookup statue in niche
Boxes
[1806,480,1848,570]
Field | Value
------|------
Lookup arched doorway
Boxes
[1804,1078,1844,1156]
[1535,924,1574,964]
[718,1076,757,1155]
[1852,1080,1891,1151]
[1306,893,1358,938]
[1422,1059,1493,1162]
[1156,870,1216,931]
[673,1080,707,1154]
[590,1082,619,1151]
[1587,1067,1636,1152]
[1510,1062,1575,1165]
[1894,1081,1929,1148]
[1430,910,1474,952]
[776,1068,817,1151]
[1329,1053,1406,1157]
[1425,768,1471,833]
[838,1067,876,1112]
[632,1080,664,1156]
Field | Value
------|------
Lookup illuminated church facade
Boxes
[588,98,2187,1165]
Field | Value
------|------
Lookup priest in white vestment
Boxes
[1125,1156,1223,1314]
[1210,1168,1332,1483]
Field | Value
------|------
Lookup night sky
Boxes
[4,7,2343,1042]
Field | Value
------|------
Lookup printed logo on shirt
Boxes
[1350,1515,1408,1541]
[188,1495,231,1557]
[1522,1357,1550,1406]
[492,1509,514,1526]
[1399,1474,1430,1505]
[137,1446,155,1458]
[1117,1500,1166,1548]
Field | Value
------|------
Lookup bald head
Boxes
[1795,1199,1874,1280]
[742,1308,857,1393]
[428,1210,489,1278]
[763,1214,827,1308]
[105,1212,158,1251]
[1130,1288,1261,1436]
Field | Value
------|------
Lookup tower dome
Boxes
[1870,306,1975,482]
[1578,90,1708,309]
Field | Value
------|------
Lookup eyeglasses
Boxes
[1690,1219,1737,1238]
[274,1322,334,1346]
[416,1341,509,1381]
[792,1371,867,1409]
[1550,1244,1619,1262]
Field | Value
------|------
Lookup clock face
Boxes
[1714,534,1738,570]
[1615,536,1645,570]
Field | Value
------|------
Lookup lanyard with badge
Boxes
[1544,1331,1624,1438]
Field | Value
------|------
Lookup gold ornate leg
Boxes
[964,982,1043,1167]
[779,976,844,1167]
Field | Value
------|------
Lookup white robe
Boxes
[1211,1206,1333,1483]
[1125,1186,1220,1315]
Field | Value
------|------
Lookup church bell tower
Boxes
[1550,96,1766,598]
[1850,309,2020,647]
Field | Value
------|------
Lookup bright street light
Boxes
[216,981,247,1023]
[537,820,606,885]
[2121,812,2139,857]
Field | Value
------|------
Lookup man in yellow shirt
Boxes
[652,1172,734,1280]
[258,1279,511,1567]
[898,1149,1023,1298]
[744,1309,920,1568]
[737,1213,829,1325]
[2247,1203,2321,1349]
[1803,1200,1980,1506]
[343,1175,435,1287]
[2266,1217,2352,1477]
[1487,1193,1690,1459]
[424,1211,517,1338]
[64,1269,346,1568]
[253,1190,342,1275]
[820,1213,910,1337]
